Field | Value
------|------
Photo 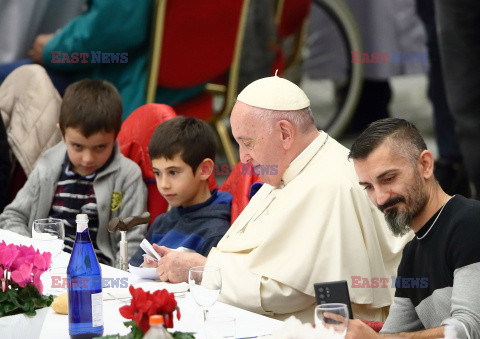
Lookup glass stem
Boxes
[203,308,209,322]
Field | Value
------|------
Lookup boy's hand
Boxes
[154,244,207,283]
[28,33,54,64]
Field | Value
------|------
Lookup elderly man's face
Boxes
[230,102,288,186]
[353,142,428,236]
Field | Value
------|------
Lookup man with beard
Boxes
[346,118,480,339]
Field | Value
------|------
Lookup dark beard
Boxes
[378,174,428,237]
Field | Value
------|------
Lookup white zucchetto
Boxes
[237,74,310,110]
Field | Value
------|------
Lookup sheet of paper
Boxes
[128,264,159,280]
[139,239,162,261]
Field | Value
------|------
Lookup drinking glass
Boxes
[188,266,221,322]
[314,303,349,337]
[32,218,65,257]
[32,218,66,295]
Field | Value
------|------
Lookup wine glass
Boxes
[188,266,221,322]
[32,218,65,257]
[32,218,66,295]
[314,303,349,337]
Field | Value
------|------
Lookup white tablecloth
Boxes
[0,230,283,338]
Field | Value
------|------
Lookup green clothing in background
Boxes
[42,0,203,119]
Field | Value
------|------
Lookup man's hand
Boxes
[153,244,207,283]
[28,33,54,64]
[142,256,157,268]
[346,319,381,339]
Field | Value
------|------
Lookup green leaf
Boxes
[4,302,18,314]
[123,321,144,339]
[171,332,195,339]
[0,285,54,317]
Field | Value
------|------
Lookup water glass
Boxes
[314,303,349,337]
[188,266,221,322]
[32,218,65,257]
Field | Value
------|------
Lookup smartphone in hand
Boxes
[314,280,354,319]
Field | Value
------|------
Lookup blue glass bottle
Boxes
[67,214,104,339]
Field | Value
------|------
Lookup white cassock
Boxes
[206,131,412,323]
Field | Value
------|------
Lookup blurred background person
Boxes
[416,0,471,198]
[435,0,480,199]
[0,0,204,120]
[305,0,427,133]
[0,0,84,63]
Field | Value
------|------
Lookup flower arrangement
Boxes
[120,285,180,333]
[0,241,54,317]
[96,285,193,339]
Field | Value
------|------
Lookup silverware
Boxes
[173,292,186,298]
[106,292,131,304]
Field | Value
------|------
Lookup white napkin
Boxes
[103,287,132,301]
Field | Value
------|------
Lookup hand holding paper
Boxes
[140,239,162,261]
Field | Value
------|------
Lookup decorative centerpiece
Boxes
[0,241,54,317]
[0,241,54,337]
[100,285,193,339]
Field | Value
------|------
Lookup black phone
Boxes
[313,280,354,319]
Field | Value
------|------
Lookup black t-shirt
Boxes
[395,195,480,307]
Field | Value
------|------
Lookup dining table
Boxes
[1,229,284,338]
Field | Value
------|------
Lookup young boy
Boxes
[129,116,232,267]
[0,79,147,267]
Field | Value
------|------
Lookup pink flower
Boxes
[0,266,4,292]
[33,251,51,271]
[32,268,44,294]
[0,243,20,269]
[11,263,33,288]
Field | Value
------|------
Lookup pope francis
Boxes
[153,75,411,323]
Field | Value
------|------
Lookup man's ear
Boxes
[418,150,434,179]
[278,120,295,150]
[197,158,214,180]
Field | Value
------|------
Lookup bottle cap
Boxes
[149,315,164,326]
[76,214,89,223]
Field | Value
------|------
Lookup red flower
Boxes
[119,286,181,333]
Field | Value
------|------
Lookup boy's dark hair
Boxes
[149,116,217,172]
[349,118,427,164]
[59,79,123,138]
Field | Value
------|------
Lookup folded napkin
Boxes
[103,287,132,300]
